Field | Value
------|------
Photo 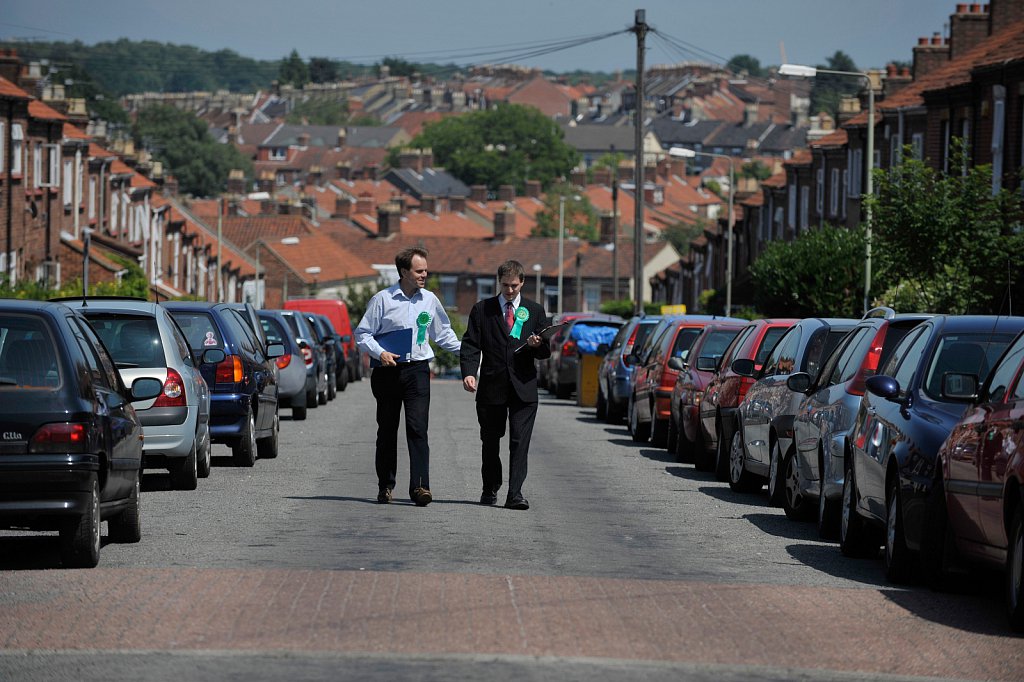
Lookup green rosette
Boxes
[415,311,431,344]
[510,306,529,339]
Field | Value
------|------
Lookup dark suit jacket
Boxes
[460,296,551,405]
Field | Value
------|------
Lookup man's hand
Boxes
[526,333,542,348]
[463,376,477,393]
[379,351,398,367]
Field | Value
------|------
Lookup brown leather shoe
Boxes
[412,487,432,507]
[377,487,392,504]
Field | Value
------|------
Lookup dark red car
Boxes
[693,319,796,477]
[925,328,1024,631]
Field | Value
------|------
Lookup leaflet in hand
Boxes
[512,323,568,353]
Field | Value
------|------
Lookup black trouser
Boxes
[476,395,537,500]
[370,360,430,497]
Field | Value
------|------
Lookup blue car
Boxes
[597,315,663,423]
[843,314,1024,583]
[162,302,284,467]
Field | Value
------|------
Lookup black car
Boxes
[0,300,161,567]
[314,313,349,393]
[843,314,1024,582]
[162,302,284,467]
[300,311,336,404]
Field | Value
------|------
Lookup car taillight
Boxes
[847,327,887,396]
[215,354,244,384]
[153,368,187,407]
[276,354,292,370]
[29,422,88,454]
[562,339,576,355]
[737,376,756,403]
[622,327,639,357]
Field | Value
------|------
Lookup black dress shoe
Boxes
[480,490,498,505]
[505,495,529,510]
[377,487,392,504]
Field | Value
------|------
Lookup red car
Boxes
[926,328,1024,631]
[668,322,746,462]
[696,319,797,479]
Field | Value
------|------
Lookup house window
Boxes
[911,133,924,161]
[830,169,840,216]
[88,176,97,219]
[48,144,60,187]
[476,277,495,300]
[33,142,42,187]
[439,276,457,308]
[848,149,863,197]
[816,167,824,214]
[584,283,601,311]
[10,124,22,175]
[63,159,73,205]
[269,147,287,161]
[787,184,796,229]
[800,186,809,231]
[0,251,17,284]
[841,170,848,219]
[111,192,119,232]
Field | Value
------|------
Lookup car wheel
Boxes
[60,477,100,568]
[197,427,212,479]
[630,400,649,442]
[232,410,257,467]
[885,479,913,583]
[555,379,571,400]
[596,387,607,421]
[327,374,337,401]
[1007,507,1024,632]
[920,474,955,591]
[307,387,319,409]
[676,415,694,464]
[319,376,329,405]
[606,394,623,424]
[108,472,142,543]
[170,441,199,491]
[257,409,280,459]
[714,422,730,482]
[666,415,678,454]
[782,447,811,520]
[767,440,785,507]
[337,364,348,392]
[650,414,668,448]
[293,402,307,421]
[728,429,762,493]
[840,459,879,558]
[817,470,840,540]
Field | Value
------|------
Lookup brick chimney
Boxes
[524,180,541,198]
[365,164,379,180]
[670,158,686,178]
[599,211,616,243]
[336,162,351,180]
[334,196,353,219]
[593,167,612,186]
[643,184,664,206]
[991,0,1024,27]
[883,63,914,97]
[617,162,634,182]
[570,168,587,188]
[377,203,402,238]
[355,194,374,215]
[421,148,434,168]
[226,168,246,195]
[949,2,990,60]
[493,206,516,240]
[420,195,436,214]
[449,195,466,213]
[470,185,488,202]
[336,128,346,148]
[913,33,950,80]
[743,102,759,127]
[399,149,422,171]
[498,184,515,201]
[297,132,310,147]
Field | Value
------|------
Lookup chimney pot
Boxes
[932,33,942,45]
[956,3,968,12]
[470,185,488,202]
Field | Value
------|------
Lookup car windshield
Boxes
[923,332,1015,400]
[168,311,224,353]
[82,313,164,369]
[0,314,60,389]
[260,317,288,346]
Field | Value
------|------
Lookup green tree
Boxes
[278,49,309,87]
[379,57,420,78]
[810,50,860,120]
[343,279,387,325]
[865,141,1024,313]
[749,224,867,318]
[531,184,598,241]
[286,98,348,126]
[740,160,772,181]
[308,57,339,84]
[405,103,579,192]
[662,218,706,256]
[726,54,765,78]
[133,105,253,197]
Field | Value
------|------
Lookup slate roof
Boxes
[649,118,724,148]
[560,124,638,153]
[383,167,471,200]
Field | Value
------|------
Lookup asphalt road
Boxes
[1,376,1022,681]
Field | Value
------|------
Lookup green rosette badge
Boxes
[415,311,432,345]
[510,306,529,339]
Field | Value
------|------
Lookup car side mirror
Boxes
[667,356,685,371]
[865,375,901,402]
[695,356,718,372]
[201,348,226,365]
[786,371,812,394]
[130,377,163,402]
[731,358,756,377]
[941,372,979,401]
[266,342,285,359]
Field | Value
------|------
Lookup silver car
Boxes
[62,298,223,490]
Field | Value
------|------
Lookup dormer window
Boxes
[269,147,287,161]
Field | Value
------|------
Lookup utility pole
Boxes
[216,197,223,301]
[612,161,620,301]
[631,9,648,316]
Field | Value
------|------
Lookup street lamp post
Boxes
[280,236,300,305]
[557,196,565,317]
[779,63,876,313]
[669,146,735,315]
[532,263,543,309]
[304,266,321,297]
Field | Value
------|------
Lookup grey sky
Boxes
[3,1,958,74]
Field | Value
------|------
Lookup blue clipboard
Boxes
[370,327,413,367]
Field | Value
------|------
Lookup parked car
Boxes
[61,297,223,490]
[162,302,284,466]
[630,315,743,444]
[304,313,338,402]
[314,312,348,393]
[257,310,310,421]
[732,317,857,512]
[698,318,797,484]
[668,321,746,461]
[549,314,624,399]
[597,315,663,424]
[283,298,361,384]
[843,315,1024,584]
[0,300,162,567]
[789,309,930,538]
[278,309,329,415]
[537,312,593,390]
[923,327,1024,630]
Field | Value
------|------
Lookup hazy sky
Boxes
[3,1,958,74]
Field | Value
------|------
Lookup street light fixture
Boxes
[280,236,301,302]
[669,146,735,315]
[532,263,543,309]
[779,63,876,314]
[304,266,321,297]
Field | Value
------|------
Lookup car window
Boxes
[283,314,303,339]
[802,328,850,380]
[72,316,121,391]
[166,316,194,367]
[832,327,874,385]
[923,333,1015,400]
[0,314,60,389]
[762,326,799,376]
[754,326,789,366]
[878,321,918,369]
[80,313,164,369]
[639,324,669,364]
[169,311,223,352]
[722,325,754,366]
[260,316,287,346]
[988,333,1024,403]
[226,309,258,354]
[821,327,865,387]
[609,322,632,351]
[699,329,743,365]
[890,328,930,397]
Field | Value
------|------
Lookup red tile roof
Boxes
[62,123,90,140]
[0,75,29,99]
[28,100,66,121]
[260,231,377,282]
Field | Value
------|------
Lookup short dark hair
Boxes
[497,260,525,283]
[395,247,428,273]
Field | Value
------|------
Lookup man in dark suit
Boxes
[460,260,551,510]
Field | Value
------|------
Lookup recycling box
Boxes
[576,352,602,407]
